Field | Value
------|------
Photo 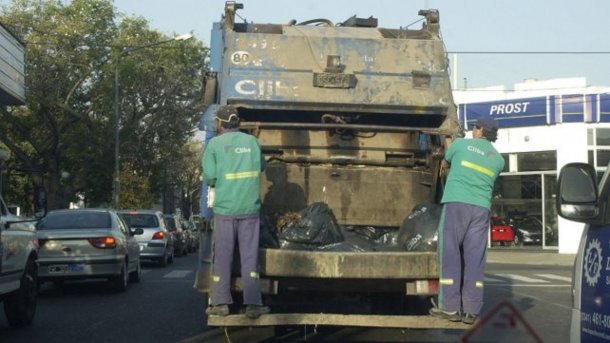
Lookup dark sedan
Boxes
[511,215,555,246]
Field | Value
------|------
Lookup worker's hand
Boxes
[253,122,261,138]
[440,159,450,177]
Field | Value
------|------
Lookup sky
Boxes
[91,0,610,90]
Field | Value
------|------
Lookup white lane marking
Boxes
[164,270,193,278]
[495,273,549,283]
[535,273,572,282]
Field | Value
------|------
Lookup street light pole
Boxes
[113,33,193,209]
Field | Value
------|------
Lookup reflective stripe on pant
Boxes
[210,214,262,306]
[438,202,489,314]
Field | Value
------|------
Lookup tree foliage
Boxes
[0,0,207,211]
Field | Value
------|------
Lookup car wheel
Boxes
[159,250,169,267]
[4,257,38,327]
[129,260,141,283]
[168,249,174,264]
[110,260,128,292]
[513,235,523,247]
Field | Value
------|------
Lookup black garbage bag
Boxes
[259,215,280,249]
[397,203,442,251]
[318,230,375,252]
[278,202,345,249]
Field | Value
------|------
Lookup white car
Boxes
[556,162,610,343]
[0,194,39,327]
[37,208,143,292]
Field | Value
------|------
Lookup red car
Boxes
[490,216,515,246]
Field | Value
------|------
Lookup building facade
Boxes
[454,78,610,254]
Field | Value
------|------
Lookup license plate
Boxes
[48,264,85,273]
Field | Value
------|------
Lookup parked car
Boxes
[36,209,143,292]
[511,215,555,246]
[490,216,515,246]
[118,210,174,267]
[163,214,187,256]
[184,220,199,252]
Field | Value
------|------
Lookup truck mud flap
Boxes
[207,313,470,329]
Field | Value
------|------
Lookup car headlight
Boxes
[518,229,530,237]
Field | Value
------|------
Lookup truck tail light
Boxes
[88,237,117,249]
[406,279,439,295]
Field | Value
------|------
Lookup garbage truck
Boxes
[195,2,464,329]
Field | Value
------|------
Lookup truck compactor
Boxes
[196,2,464,329]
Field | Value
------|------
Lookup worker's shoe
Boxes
[429,307,462,322]
[205,305,230,316]
[245,305,271,319]
[462,313,479,325]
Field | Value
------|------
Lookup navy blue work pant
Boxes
[438,202,489,315]
[210,213,262,306]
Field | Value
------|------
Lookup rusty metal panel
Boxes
[218,20,455,117]
[207,313,471,329]
[259,249,438,279]
[261,162,434,226]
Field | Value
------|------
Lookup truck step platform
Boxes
[207,313,471,329]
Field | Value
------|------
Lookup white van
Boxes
[556,163,610,342]
[0,193,39,327]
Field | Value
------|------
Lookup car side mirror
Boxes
[34,185,47,218]
[557,163,599,222]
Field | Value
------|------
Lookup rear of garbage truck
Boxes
[196,2,464,329]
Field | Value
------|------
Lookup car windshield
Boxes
[119,213,159,228]
[37,211,111,230]
[164,217,177,231]
[517,218,543,232]
[491,217,507,226]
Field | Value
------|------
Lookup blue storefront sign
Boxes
[600,94,610,123]
[461,96,549,129]
[561,94,585,123]
[459,93,610,129]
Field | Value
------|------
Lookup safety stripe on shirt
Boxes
[461,160,495,177]
[224,171,259,180]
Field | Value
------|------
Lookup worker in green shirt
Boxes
[430,116,505,325]
[203,105,270,319]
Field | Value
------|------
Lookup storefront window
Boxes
[517,151,556,172]
[596,128,610,146]
[491,173,557,248]
[597,150,610,168]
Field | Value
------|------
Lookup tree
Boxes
[0,0,207,209]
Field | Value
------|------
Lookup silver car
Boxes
[36,209,142,292]
[118,210,174,266]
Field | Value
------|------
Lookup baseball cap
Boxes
[215,105,239,123]
[476,116,499,131]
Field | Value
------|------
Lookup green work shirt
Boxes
[441,137,505,209]
[202,130,265,216]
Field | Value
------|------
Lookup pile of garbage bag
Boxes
[260,202,441,252]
